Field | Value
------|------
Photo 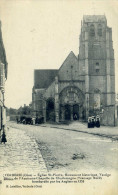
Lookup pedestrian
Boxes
[88,117,91,128]
[74,113,78,120]
[91,116,95,128]
[96,115,100,128]
[1,131,7,144]
[32,117,35,125]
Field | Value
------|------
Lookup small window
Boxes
[90,24,95,37]
[96,62,100,73]
[96,69,99,73]
[98,24,102,36]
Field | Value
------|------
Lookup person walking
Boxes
[95,115,100,128]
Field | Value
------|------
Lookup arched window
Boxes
[90,24,95,36]
[98,24,102,36]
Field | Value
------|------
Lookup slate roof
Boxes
[34,51,79,89]
[34,69,58,89]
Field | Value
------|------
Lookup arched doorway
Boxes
[46,98,55,121]
[59,86,85,121]
[65,104,71,120]
[73,104,79,120]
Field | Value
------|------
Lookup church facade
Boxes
[32,15,116,126]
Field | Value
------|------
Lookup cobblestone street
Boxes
[4,122,118,173]
[0,127,47,175]
[0,121,118,195]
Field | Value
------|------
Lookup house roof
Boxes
[34,69,58,89]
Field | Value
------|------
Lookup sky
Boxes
[0,0,118,108]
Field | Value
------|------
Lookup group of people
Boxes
[88,115,100,128]
[16,116,44,125]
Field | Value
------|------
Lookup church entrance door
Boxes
[46,98,55,121]
[65,104,71,120]
[73,104,79,120]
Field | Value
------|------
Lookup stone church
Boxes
[32,15,116,126]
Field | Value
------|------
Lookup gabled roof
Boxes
[34,52,79,89]
[34,69,58,89]
[59,51,79,71]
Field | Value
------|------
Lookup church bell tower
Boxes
[79,15,115,125]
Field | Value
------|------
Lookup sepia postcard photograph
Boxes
[0,0,118,194]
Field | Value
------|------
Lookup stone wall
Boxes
[32,88,45,116]
[101,105,115,126]
[45,81,55,99]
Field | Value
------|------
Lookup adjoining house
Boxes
[116,94,118,126]
[32,15,116,126]
[0,20,8,139]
